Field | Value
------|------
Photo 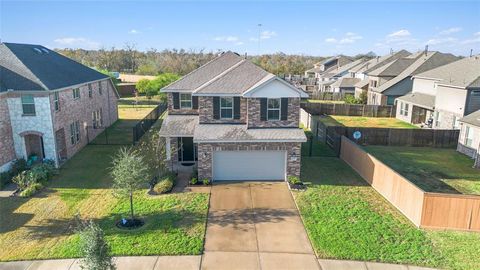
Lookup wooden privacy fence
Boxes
[301,102,396,117]
[340,136,480,231]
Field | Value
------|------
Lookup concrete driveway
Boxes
[201,182,320,270]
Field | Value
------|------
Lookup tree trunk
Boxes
[129,192,134,220]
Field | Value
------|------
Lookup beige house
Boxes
[396,55,480,129]
[457,110,480,168]
[159,52,308,182]
[367,51,460,105]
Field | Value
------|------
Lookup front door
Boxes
[178,137,194,162]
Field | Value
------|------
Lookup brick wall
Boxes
[199,96,247,124]
[0,95,16,170]
[247,98,300,128]
[197,142,301,180]
[167,93,198,115]
[51,79,118,159]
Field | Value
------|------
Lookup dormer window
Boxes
[267,98,281,121]
[220,97,233,119]
[180,93,192,109]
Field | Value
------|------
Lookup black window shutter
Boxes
[192,96,199,109]
[173,93,180,109]
[233,97,241,119]
[281,98,288,120]
[213,97,220,119]
[260,98,267,121]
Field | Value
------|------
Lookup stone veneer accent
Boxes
[247,98,300,128]
[167,93,199,115]
[197,142,301,181]
[199,96,247,124]
[434,109,461,129]
[51,79,118,159]
[0,95,16,171]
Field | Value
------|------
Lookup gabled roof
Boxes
[354,78,369,88]
[0,42,108,92]
[415,55,480,88]
[349,50,411,73]
[320,58,367,79]
[371,51,460,93]
[331,77,361,88]
[460,110,480,127]
[162,51,308,97]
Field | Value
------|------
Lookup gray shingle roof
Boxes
[415,56,480,88]
[195,60,270,95]
[320,58,367,79]
[331,77,361,88]
[159,115,199,137]
[354,78,369,88]
[396,92,435,110]
[193,125,307,142]
[350,50,411,73]
[162,51,244,92]
[460,110,480,127]
[0,43,108,92]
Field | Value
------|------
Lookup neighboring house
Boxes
[350,50,411,99]
[396,55,480,129]
[367,51,460,105]
[457,110,480,168]
[330,77,361,94]
[304,55,352,79]
[314,58,367,93]
[159,52,308,181]
[0,42,119,172]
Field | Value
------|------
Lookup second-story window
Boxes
[73,88,81,99]
[180,93,192,109]
[88,84,93,98]
[267,98,281,121]
[53,92,60,111]
[220,97,233,119]
[21,94,36,115]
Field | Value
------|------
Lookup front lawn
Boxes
[318,115,418,129]
[365,146,480,195]
[294,157,480,270]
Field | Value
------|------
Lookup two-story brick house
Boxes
[159,52,308,181]
[0,42,119,172]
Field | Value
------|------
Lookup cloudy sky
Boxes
[1,1,479,56]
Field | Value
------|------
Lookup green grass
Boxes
[301,131,337,157]
[318,115,418,129]
[295,157,480,270]
[0,106,208,261]
[306,99,345,104]
[365,146,480,195]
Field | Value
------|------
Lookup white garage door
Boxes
[212,151,286,181]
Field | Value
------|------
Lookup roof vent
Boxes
[41,48,49,54]
[33,48,42,54]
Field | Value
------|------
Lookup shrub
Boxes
[12,171,34,190]
[153,179,173,194]
[77,220,115,270]
[19,182,43,197]
[11,158,27,175]
[202,178,211,185]
[189,177,198,185]
[0,171,12,189]
[288,176,302,185]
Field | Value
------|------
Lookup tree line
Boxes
[55,45,330,76]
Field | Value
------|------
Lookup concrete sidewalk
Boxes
[0,257,438,270]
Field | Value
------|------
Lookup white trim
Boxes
[192,60,246,94]
[220,97,234,119]
[194,139,307,143]
[166,138,171,160]
[267,98,281,121]
[191,93,242,97]
[179,93,193,109]
[243,76,309,98]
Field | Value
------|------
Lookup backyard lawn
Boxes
[0,106,209,261]
[294,156,480,270]
[366,146,480,195]
[318,115,418,129]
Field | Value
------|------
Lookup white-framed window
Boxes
[399,102,404,115]
[404,103,409,116]
[465,126,474,147]
[53,92,60,111]
[180,93,192,109]
[88,84,93,98]
[453,116,460,129]
[267,98,281,121]
[98,81,103,95]
[73,88,80,99]
[70,121,81,145]
[21,94,36,115]
[220,97,233,119]
[92,109,103,129]
[434,111,441,127]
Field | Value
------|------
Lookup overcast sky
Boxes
[1,1,479,56]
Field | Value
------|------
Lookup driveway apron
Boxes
[201,182,320,270]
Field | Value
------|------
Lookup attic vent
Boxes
[33,48,42,54]
[41,48,49,54]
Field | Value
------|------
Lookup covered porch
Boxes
[20,131,45,164]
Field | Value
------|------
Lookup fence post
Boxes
[309,135,313,157]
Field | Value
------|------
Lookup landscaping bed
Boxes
[294,156,480,270]
[365,146,480,195]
